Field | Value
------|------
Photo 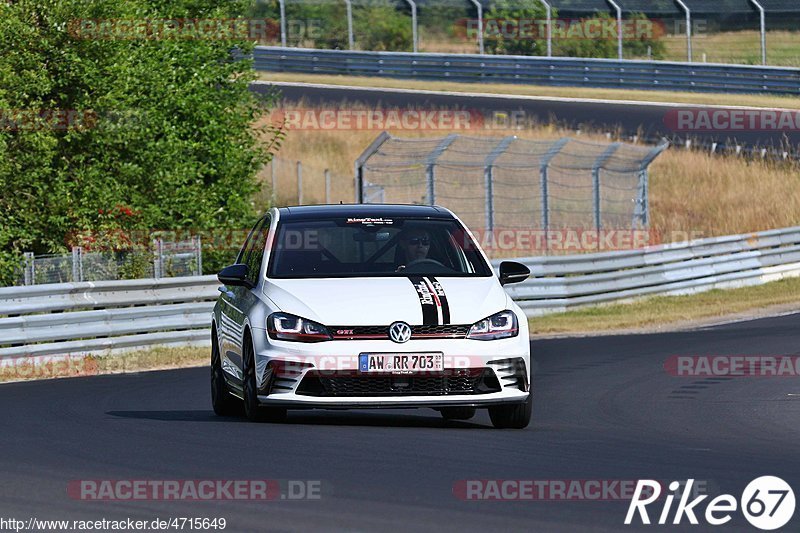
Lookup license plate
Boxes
[358,353,444,374]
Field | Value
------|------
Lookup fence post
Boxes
[344,0,354,49]
[483,136,516,236]
[539,138,570,236]
[592,143,622,233]
[325,169,331,204]
[538,0,552,57]
[153,238,163,279]
[279,0,287,47]
[606,0,623,60]
[296,161,303,205]
[748,0,766,65]
[425,135,458,205]
[270,158,277,197]
[675,0,692,62]
[194,235,203,276]
[23,252,35,286]
[71,246,83,282]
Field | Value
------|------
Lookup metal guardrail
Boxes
[0,276,219,359]
[496,226,800,315]
[254,46,800,95]
[4,225,800,359]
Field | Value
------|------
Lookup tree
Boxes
[0,0,284,284]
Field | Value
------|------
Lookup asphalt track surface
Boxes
[252,82,800,156]
[3,313,800,532]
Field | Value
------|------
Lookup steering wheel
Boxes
[406,258,445,268]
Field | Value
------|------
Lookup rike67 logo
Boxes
[625,477,795,530]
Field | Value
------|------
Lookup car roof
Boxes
[277,204,455,221]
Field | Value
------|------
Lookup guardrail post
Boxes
[23,252,35,286]
[71,246,83,282]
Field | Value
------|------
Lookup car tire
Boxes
[488,393,532,429]
[211,328,239,416]
[242,335,287,423]
[439,407,477,421]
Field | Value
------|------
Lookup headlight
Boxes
[267,313,332,342]
[467,310,518,340]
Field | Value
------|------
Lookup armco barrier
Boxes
[3,226,800,359]
[500,226,800,315]
[254,47,800,96]
[0,276,219,359]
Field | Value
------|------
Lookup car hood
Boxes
[264,276,509,326]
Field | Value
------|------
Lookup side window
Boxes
[242,215,271,286]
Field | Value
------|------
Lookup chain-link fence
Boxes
[249,0,800,65]
[19,238,202,286]
[356,132,667,234]
[262,156,350,206]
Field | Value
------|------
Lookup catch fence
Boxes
[356,132,667,236]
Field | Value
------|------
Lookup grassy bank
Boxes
[0,346,207,383]
[529,275,800,336]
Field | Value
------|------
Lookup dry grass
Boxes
[529,275,800,336]
[258,72,800,111]
[260,108,800,242]
[660,30,800,67]
[0,346,207,383]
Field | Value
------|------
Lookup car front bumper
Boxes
[251,328,530,408]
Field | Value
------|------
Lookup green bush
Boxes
[483,0,549,56]
[0,0,284,285]
[554,12,666,60]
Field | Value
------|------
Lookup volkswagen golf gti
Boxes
[211,204,532,429]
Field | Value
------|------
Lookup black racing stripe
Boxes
[408,276,438,325]
[428,277,451,325]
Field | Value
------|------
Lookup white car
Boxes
[211,204,532,429]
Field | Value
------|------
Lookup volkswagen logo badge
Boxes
[389,321,412,344]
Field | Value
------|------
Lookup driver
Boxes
[396,228,431,271]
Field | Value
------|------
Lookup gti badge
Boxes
[389,321,412,344]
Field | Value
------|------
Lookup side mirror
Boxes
[218,264,253,289]
[499,261,530,286]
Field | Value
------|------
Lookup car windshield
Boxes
[267,216,493,278]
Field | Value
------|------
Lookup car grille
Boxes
[296,368,501,396]
[329,324,470,340]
